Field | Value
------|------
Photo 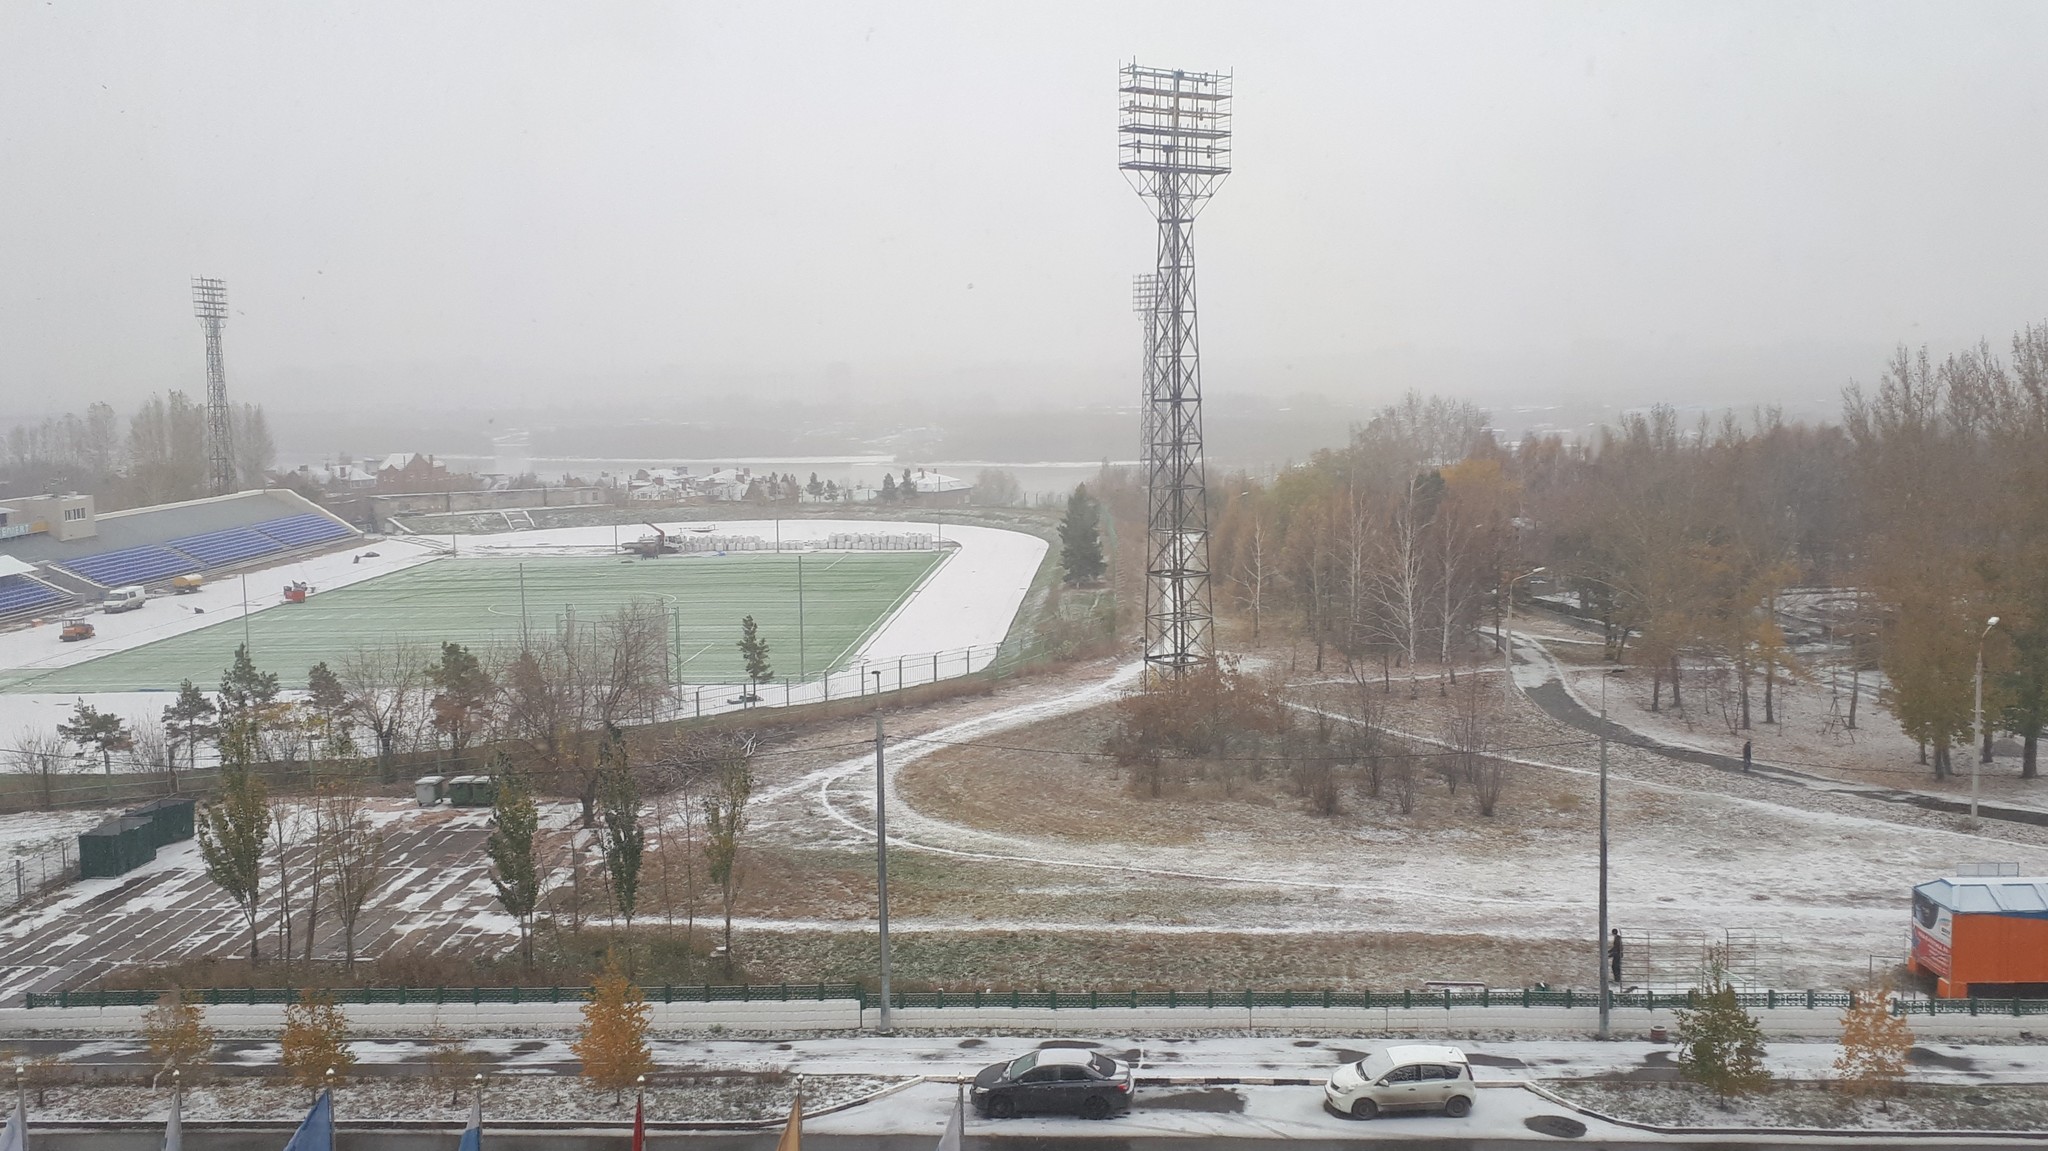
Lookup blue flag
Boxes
[457,1093,481,1151]
[282,1090,332,1151]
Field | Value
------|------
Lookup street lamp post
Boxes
[1502,567,1547,702]
[1974,616,2000,821]
[1598,667,1623,1039]
[872,670,893,1033]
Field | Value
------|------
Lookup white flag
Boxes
[163,1087,182,1151]
[934,1083,963,1151]
[0,1099,24,1151]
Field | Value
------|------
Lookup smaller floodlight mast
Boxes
[192,277,235,495]
[1121,63,1231,680]
[1132,272,1162,474]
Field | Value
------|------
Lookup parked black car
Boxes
[971,1047,1134,1119]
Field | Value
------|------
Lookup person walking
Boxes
[1742,740,1753,774]
[1608,928,1624,983]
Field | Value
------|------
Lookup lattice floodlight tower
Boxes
[191,276,235,495]
[1131,272,1162,473]
[1120,63,1231,679]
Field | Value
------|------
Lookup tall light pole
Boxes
[1502,567,1546,702]
[1973,616,2000,821]
[1598,667,1623,1039]
[872,669,893,1033]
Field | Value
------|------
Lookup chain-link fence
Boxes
[3,840,77,913]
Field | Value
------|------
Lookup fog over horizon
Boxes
[6,2,2048,450]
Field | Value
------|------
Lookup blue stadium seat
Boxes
[166,526,288,568]
[58,546,193,588]
[0,574,65,616]
[253,513,356,547]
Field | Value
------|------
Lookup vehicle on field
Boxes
[171,573,204,594]
[1323,1043,1475,1119]
[101,585,147,613]
[971,1047,1133,1120]
[283,581,310,603]
[60,618,96,642]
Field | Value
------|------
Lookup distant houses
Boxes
[287,454,975,507]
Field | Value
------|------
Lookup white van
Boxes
[101,585,148,613]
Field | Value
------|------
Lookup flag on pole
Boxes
[281,1089,332,1151]
[456,1090,481,1151]
[630,1091,644,1151]
[0,1098,24,1151]
[163,1084,183,1151]
[934,1082,963,1151]
[774,1079,803,1151]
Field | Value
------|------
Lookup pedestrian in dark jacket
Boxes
[1609,929,1624,982]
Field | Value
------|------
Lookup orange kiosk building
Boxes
[1910,875,2048,998]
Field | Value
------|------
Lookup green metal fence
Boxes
[26,983,2048,1016]
[25,983,863,1009]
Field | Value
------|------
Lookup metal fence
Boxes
[27,982,2048,1017]
[3,841,77,912]
[26,982,865,1009]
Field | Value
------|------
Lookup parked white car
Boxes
[1323,1043,1476,1119]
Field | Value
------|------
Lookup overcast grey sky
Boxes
[5,1,2047,417]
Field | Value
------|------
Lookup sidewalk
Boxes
[8,998,2040,1039]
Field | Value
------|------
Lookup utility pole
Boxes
[873,670,893,1033]
[1598,668,1619,1039]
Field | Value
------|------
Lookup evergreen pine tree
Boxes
[1059,484,1106,584]
[737,615,771,699]
[162,679,218,779]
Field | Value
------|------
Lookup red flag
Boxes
[632,1093,644,1151]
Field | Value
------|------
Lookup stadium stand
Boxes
[254,513,356,548]
[166,526,288,568]
[0,574,65,617]
[58,546,194,588]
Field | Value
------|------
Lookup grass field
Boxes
[3,551,943,693]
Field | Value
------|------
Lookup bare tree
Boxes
[1387,756,1417,815]
[695,731,757,973]
[1344,660,1390,797]
[1445,678,1507,816]
[6,727,71,807]
[336,643,429,782]
[128,716,176,788]
[318,778,389,968]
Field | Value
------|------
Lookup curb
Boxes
[1521,1078,2048,1142]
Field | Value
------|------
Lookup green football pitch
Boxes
[2,552,943,694]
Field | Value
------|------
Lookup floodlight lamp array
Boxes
[191,277,229,322]
[1118,63,1232,178]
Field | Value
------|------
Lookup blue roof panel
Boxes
[1916,877,2048,916]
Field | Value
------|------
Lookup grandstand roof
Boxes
[0,489,348,564]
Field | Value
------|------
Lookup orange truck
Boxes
[1909,875,2048,998]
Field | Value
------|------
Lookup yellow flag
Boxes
[774,1087,802,1151]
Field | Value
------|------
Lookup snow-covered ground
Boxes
[0,518,1046,754]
